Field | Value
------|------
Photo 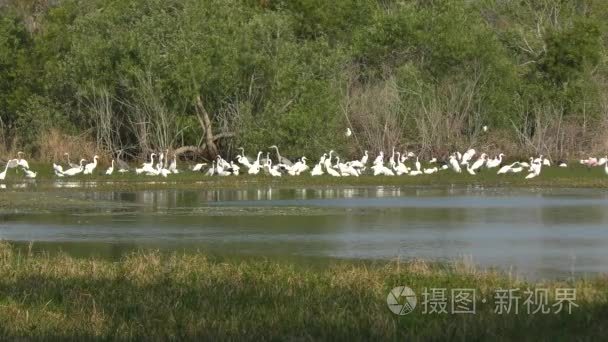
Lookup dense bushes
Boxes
[0,0,607,160]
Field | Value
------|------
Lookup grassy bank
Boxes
[0,242,605,340]
[1,162,607,192]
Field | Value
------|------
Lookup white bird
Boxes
[266,159,282,177]
[605,156,608,175]
[497,162,516,174]
[360,151,369,165]
[409,170,423,176]
[105,160,115,175]
[394,160,409,175]
[326,162,341,177]
[248,152,263,175]
[23,168,37,179]
[345,128,352,137]
[83,155,99,175]
[16,152,29,169]
[53,162,64,176]
[192,162,207,172]
[0,160,17,180]
[483,125,488,132]
[470,154,487,171]
[204,161,216,176]
[237,155,252,169]
[460,149,476,165]
[525,159,542,179]
[486,153,504,169]
[449,155,462,173]
[542,158,551,166]
[311,160,324,176]
[463,162,476,175]
[168,154,179,174]
[289,157,309,176]
[423,167,438,174]
[373,151,384,165]
[414,156,421,172]
[63,159,85,176]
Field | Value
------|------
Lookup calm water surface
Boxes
[2,185,608,279]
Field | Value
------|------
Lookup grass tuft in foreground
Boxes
[0,242,606,340]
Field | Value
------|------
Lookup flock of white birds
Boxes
[2,144,608,181]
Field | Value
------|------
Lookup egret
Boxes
[289,157,309,176]
[168,154,179,174]
[16,152,29,169]
[0,160,17,180]
[203,161,215,176]
[53,162,64,176]
[63,159,85,176]
[470,154,487,171]
[461,149,476,165]
[324,151,335,170]
[345,128,352,137]
[23,168,37,179]
[605,156,608,176]
[325,162,341,177]
[449,155,462,173]
[83,155,99,175]
[486,153,504,169]
[105,160,115,175]
[497,162,516,174]
[394,159,409,176]
[414,156,421,172]
[192,162,207,172]
[423,167,438,174]
[311,160,324,176]
[266,159,282,177]
[237,155,252,168]
[248,152,263,175]
[463,162,476,175]
[360,151,369,165]
[373,151,384,165]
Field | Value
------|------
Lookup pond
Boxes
[2,185,608,280]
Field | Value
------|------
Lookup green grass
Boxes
[0,242,605,340]
[1,162,607,192]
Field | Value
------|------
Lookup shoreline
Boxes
[1,164,607,192]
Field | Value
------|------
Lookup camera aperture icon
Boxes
[387,286,417,315]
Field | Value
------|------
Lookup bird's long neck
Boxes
[274,147,281,160]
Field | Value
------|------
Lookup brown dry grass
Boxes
[35,129,108,162]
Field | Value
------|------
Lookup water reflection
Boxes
[2,186,608,279]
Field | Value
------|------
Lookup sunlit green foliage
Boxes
[0,0,607,158]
